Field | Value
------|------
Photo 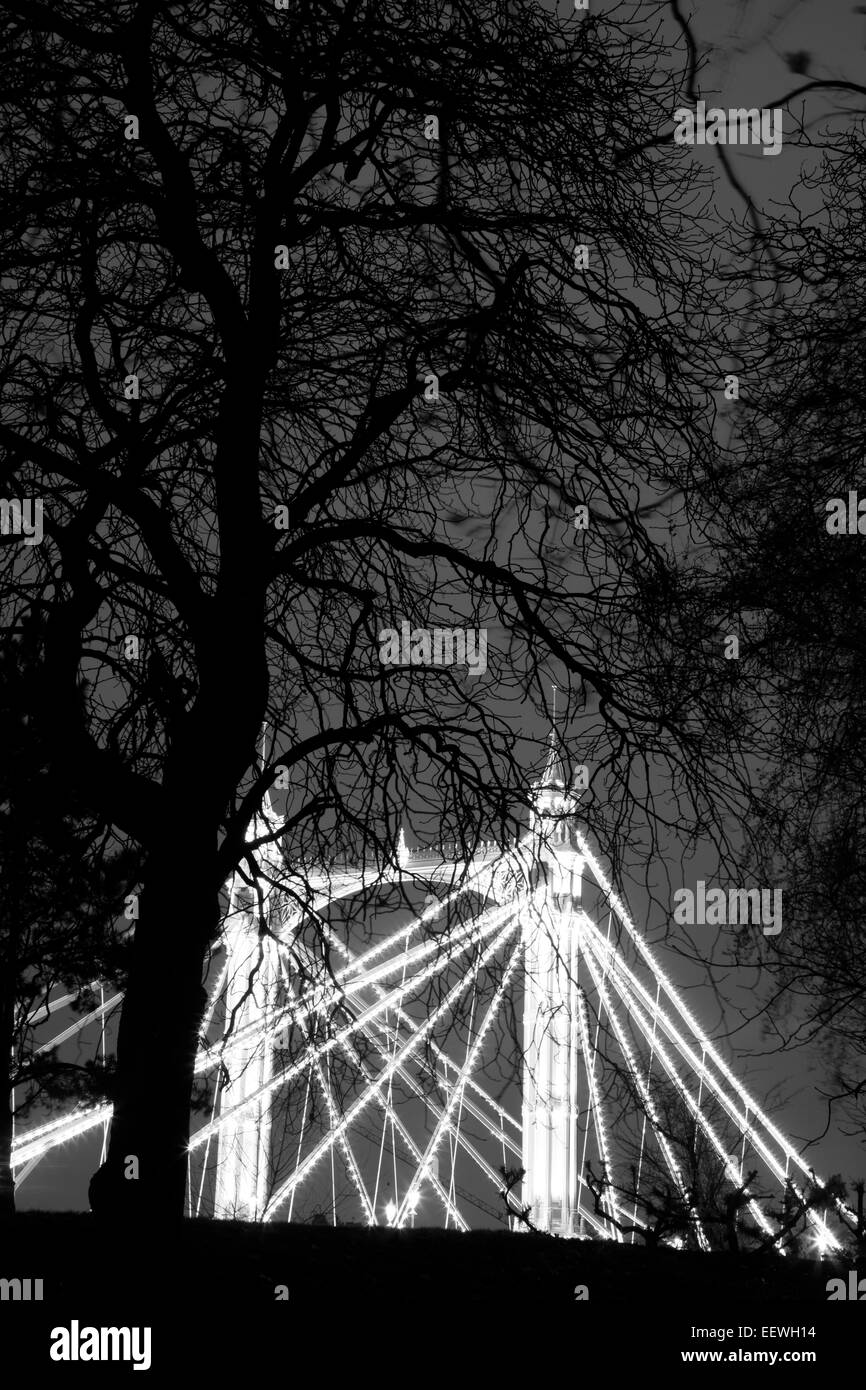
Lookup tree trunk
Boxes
[89,857,219,1224]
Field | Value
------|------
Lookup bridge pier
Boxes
[213,887,278,1221]
[521,730,586,1235]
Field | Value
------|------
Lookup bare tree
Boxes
[0,0,747,1221]
[498,1164,536,1232]
[0,627,137,1214]
[690,120,866,1146]
[585,1162,693,1249]
[586,1077,765,1252]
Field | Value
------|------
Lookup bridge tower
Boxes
[522,727,586,1235]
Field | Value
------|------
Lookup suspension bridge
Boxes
[11,732,851,1250]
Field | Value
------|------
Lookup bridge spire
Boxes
[533,694,573,820]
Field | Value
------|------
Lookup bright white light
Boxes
[22,826,848,1251]
[812,1228,834,1257]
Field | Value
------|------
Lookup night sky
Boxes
[7,2,866,1348]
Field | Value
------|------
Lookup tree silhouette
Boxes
[0,0,745,1220]
[0,626,137,1214]
[498,1164,536,1232]
[587,1077,766,1252]
[696,122,866,1146]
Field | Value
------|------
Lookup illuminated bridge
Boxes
[11,732,851,1250]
